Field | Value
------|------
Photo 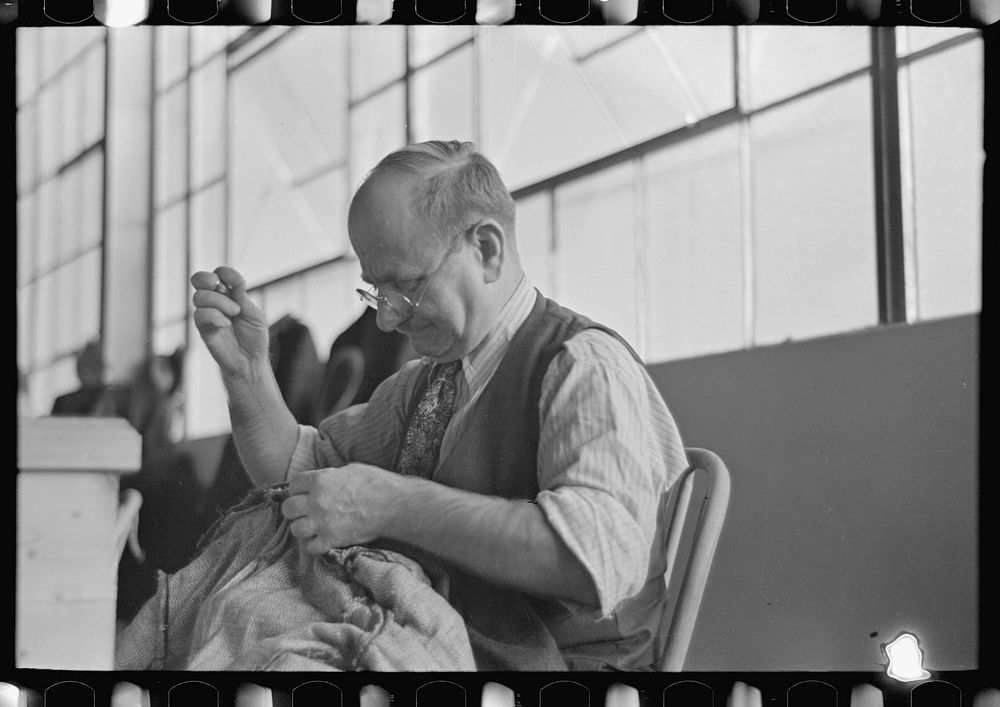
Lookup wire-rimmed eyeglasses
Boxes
[356,223,472,326]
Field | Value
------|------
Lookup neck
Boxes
[459,270,525,361]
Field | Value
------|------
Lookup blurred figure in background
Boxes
[18,365,34,418]
[116,348,202,621]
[50,339,118,417]
[313,307,417,422]
[118,348,187,477]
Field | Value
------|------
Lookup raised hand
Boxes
[190,266,270,379]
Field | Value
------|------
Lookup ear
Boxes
[471,219,506,283]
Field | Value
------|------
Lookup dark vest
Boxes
[404,292,668,671]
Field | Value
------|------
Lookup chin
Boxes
[407,330,454,360]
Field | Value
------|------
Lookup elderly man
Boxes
[191,140,687,671]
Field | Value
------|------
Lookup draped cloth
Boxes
[114,484,566,671]
[114,485,477,671]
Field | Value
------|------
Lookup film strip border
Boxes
[2,0,999,26]
[2,672,1000,706]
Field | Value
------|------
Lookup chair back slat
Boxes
[656,447,732,671]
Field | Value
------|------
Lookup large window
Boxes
[16,24,985,435]
[150,26,232,436]
[16,28,107,416]
[221,23,984,406]
[896,32,983,321]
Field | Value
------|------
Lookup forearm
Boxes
[381,474,600,607]
[223,361,300,487]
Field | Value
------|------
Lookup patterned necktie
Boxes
[395,360,463,478]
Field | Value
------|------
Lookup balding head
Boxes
[352,141,517,251]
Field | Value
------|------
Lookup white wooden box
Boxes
[17,416,142,670]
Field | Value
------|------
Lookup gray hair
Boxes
[361,140,516,243]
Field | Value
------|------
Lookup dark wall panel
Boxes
[648,314,979,671]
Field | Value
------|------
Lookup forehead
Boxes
[349,176,436,284]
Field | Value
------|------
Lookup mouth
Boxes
[398,319,429,337]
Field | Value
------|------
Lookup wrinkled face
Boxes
[348,175,489,362]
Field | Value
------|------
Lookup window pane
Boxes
[155,26,189,90]
[18,195,35,285]
[58,166,82,262]
[750,77,878,345]
[39,28,70,84]
[903,41,983,320]
[191,26,229,65]
[231,32,352,284]
[155,83,189,207]
[554,162,641,351]
[17,102,36,195]
[79,150,104,252]
[191,58,226,189]
[82,42,106,149]
[259,278,305,323]
[33,272,55,362]
[18,285,34,367]
[643,125,744,363]
[411,45,475,144]
[514,192,553,297]
[227,26,291,69]
[349,26,406,100]
[478,26,623,191]
[16,28,39,107]
[581,27,735,145]
[557,26,639,58]
[896,27,977,56]
[78,248,102,347]
[231,29,349,186]
[55,261,81,355]
[409,25,473,67]
[300,168,350,255]
[349,84,406,190]
[38,86,62,179]
[190,182,226,271]
[154,203,189,326]
[229,26,253,43]
[60,59,85,159]
[35,180,59,274]
[744,26,870,110]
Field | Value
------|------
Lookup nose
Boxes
[375,302,404,332]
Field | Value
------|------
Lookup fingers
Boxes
[191,289,242,318]
[190,269,233,295]
[288,516,316,540]
[193,306,235,335]
[287,469,318,495]
[191,266,268,329]
[281,494,309,520]
[212,266,259,313]
[190,269,242,317]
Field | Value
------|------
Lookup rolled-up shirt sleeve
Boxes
[535,329,687,617]
[286,359,425,479]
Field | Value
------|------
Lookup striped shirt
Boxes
[288,276,688,615]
